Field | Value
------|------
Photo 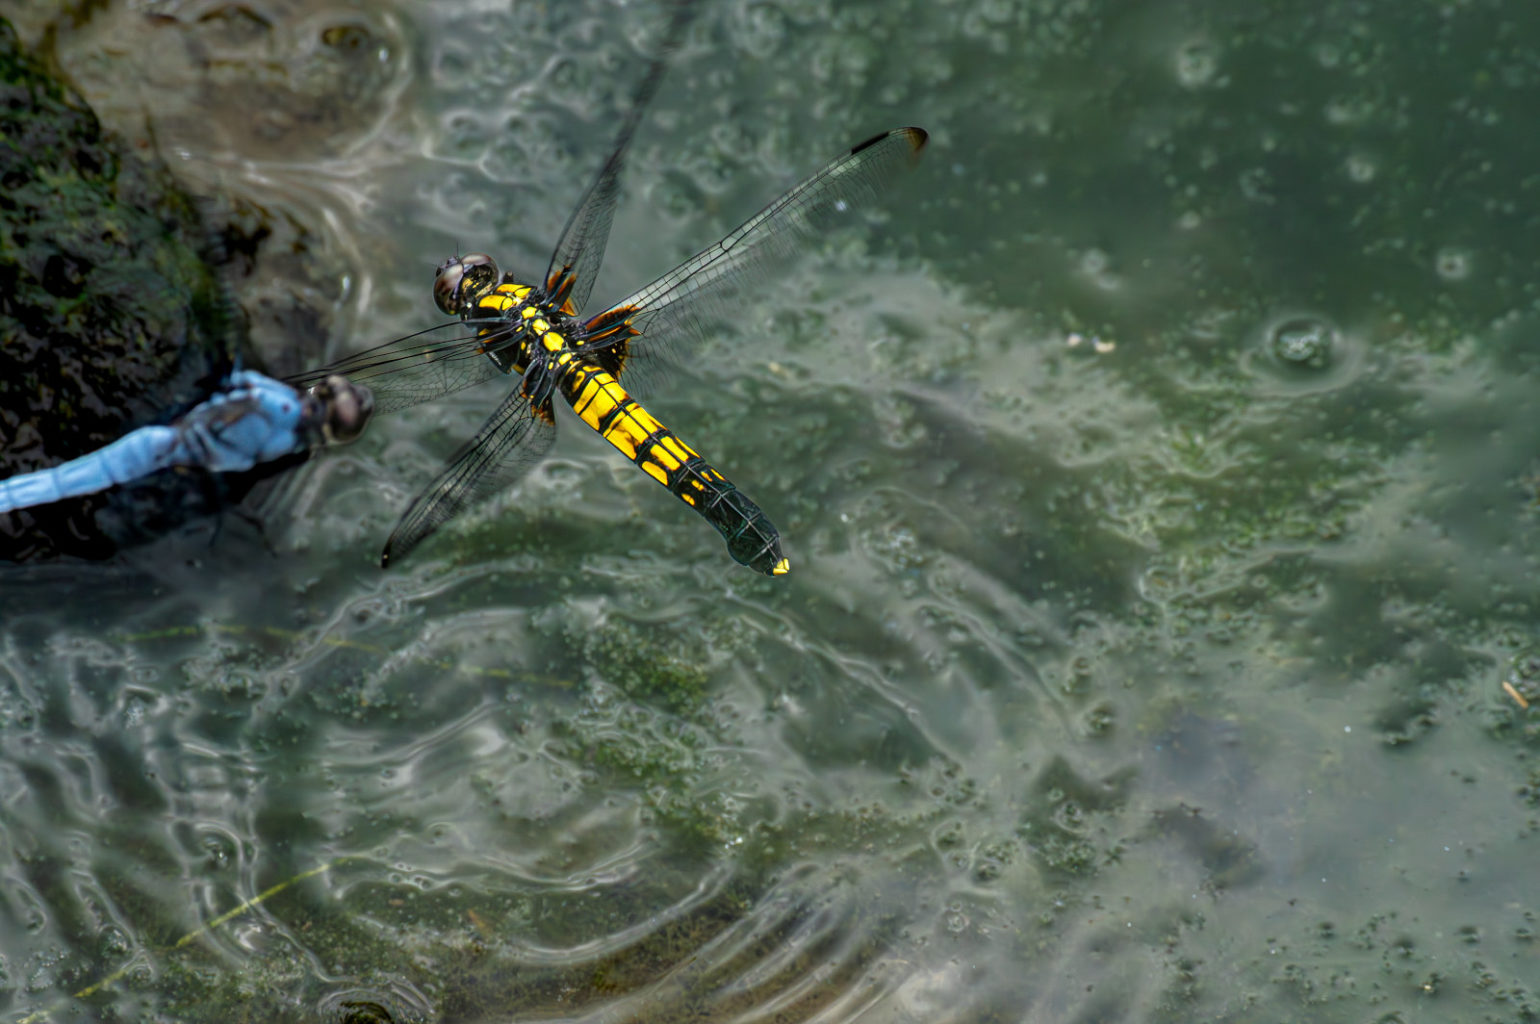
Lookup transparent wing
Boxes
[285,318,524,415]
[380,390,557,566]
[542,0,699,315]
[578,127,928,395]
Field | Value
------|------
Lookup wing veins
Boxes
[542,0,700,315]
[382,391,557,565]
[576,128,927,397]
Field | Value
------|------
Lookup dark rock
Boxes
[0,16,247,562]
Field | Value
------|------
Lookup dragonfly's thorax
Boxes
[469,281,547,376]
[474,281,535,321]
[478,282,578,327]
[472,282,592,406]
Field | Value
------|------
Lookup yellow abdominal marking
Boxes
[565,364,700,472]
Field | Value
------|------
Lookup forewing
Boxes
[380,390,557,566]
[542,0,700,315]
[286,318,523,415]
[582,127,928,396]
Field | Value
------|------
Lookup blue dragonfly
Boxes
[0,371,372,515]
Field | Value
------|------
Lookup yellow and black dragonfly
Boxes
[292,6,926,574]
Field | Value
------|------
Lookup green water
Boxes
[3,0,1540,1021]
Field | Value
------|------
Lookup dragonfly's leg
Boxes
[187,467,230,549]
[231,502,278,557]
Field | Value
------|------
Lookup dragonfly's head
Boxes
[305,374,375,446]
[434,252,500,318]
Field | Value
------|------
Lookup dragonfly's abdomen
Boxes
[558,359,788,576]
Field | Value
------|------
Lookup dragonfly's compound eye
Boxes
[433,252,500,317]
[309,375,375,445]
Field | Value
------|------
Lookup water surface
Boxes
[3,0,1539,1021]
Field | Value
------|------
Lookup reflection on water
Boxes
[5,0,1540,1021]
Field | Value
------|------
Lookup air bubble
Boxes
[1324,95,1375,126]
[1435,247,1472,281]
[1077,248,1118,290]
[1270,318,1334,370]
[1175,40,1219,88]
[1345,152,1376,183]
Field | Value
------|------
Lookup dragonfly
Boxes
[289,4,927,574]
[0,371,373,514]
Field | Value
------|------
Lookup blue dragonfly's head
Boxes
[433,253,501,318]
[304,375,375,446]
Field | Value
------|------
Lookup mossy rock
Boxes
[0,16,249,561]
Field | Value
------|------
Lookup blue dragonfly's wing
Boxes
[577,127,929,396]
[381,390,557,566]
[541,0,700,315]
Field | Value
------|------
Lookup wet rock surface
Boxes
[0,16,246,561]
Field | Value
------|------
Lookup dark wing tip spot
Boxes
[851,126,928,158]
